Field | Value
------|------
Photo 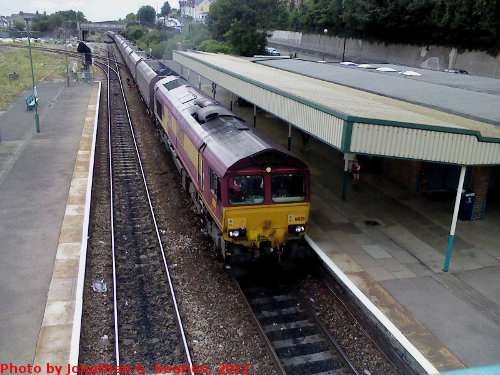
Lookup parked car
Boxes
[265,47,280,56]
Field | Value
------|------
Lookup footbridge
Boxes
[77,22,126,40]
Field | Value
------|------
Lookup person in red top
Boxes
[350,157,361,186]
[229,178,243,202]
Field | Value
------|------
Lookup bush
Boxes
[198,39,231,53]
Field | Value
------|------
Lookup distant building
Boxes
[157,17,182,31]
[180,0,195,18]
[0,16,10,29]
[194,0,216,21]
[9,11,43,28]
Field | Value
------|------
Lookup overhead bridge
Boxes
[77,22,126,40]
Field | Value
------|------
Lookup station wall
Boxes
[376,158,495,220]
[268,30,500,78]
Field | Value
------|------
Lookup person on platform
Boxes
[351,157,361,186]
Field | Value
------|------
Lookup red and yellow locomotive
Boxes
[154,76,311,266]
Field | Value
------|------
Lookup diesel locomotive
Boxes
[108,32,311,267]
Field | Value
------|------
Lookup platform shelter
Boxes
[173,50,500,273]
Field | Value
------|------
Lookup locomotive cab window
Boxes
[156,99,162,119]
[272,174,306,203]
[229,175,264,205]
[210,169,221,201]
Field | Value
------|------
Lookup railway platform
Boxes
[170,63,500,373]
[0,81,99,367]
[250,103,499,373]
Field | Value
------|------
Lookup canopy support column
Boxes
[288,124,292,151]
[341,158,349,201]
[253,105,257,128]
[443,165,466,272]
[341,153,354,201]
[198,74,201,90]
[230,93,233,111]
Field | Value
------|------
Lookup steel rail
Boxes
[2,43,127,69]
[105,47,121,368]
[232,277,288,375]
[107,44,195,373]
[296,292,361,375]
[235,277,360,375]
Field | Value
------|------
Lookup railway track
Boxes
[1,43,126,69]
[105,45,193,372]
[236,280,360,375]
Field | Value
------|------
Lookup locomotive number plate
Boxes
[288,215,305,223]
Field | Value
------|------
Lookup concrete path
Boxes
[0,81,92,365]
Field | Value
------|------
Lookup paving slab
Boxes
[380,276,500,367]
[455,266,500,306]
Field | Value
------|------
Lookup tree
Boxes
[32,15,50,32]
[125,13,137,22]
[13,20,25,31]
[137,5,156,24]
[55,10,86,30]
[161,2,171,17]
[47,13,64,29]
[207,0,287,56]
[198,39,231,53]
[123,25,148,40]
[282,0,499,55]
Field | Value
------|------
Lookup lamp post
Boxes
[64,21,70,86]
[340,12,346,62]
[323,28,328,61]
[342,35,346,62]
[25,18,40,133]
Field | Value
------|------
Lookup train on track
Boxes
[108,31,311,268]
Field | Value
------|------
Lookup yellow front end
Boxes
[222,202,310,248]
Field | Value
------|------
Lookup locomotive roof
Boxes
[155,77,306,178]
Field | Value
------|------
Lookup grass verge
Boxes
[0,44,69,108]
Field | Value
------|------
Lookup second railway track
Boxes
[237,278,360,375]
[105,45,193,372]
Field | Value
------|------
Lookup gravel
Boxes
[297,273,401,375]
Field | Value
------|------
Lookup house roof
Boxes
[195,0,215,6]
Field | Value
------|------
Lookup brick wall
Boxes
[382,159,421,192]
[469,166,492,219]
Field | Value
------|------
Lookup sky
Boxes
[0,0,180,22]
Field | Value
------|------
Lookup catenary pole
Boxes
[26,19,40,133]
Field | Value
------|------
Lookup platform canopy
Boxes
[173,51,500,166]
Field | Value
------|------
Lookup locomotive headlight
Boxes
[229,228,247,238]
[288,224,305,234]
[295,225,305,233]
